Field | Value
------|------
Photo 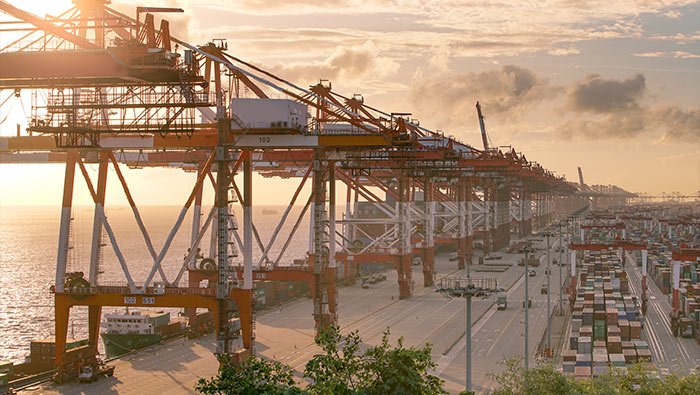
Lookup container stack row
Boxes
[253,280,310,310]
[563,250,651,378]
[629,223,700,345]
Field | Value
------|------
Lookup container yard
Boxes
[557,203,700,383]
[0,1,699,394]
[563,250,651,378]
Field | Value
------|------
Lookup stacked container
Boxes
[565,250,649,378]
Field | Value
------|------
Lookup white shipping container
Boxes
[229,98,309,129]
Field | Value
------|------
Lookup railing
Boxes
[1,40,79,53]
[436,276,499,294]
[58,284,217,297]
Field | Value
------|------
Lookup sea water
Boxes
[0,204,314,362]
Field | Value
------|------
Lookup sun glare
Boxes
[13,1,74,18]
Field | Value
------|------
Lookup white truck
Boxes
[497,296,507,310]
[79,363,114,383]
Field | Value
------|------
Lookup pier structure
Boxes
[0,0,635,381]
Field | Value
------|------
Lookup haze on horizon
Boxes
[1,0,699,207]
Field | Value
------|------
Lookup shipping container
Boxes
[592,366,609,377]
[570,336,579,351]
[0,361,12,373]
[637,349,652,362]
[577,337,592,354]
[609,353,626,367]
[575,354,592,367]
[563,362,575,373]
[562,350,577,362]
[575,366,591,378]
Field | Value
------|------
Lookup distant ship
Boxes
[100,311,181,357]
[262,208,278,215]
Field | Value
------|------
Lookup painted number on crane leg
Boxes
[259,137,271,144]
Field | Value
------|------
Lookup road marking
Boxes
[627,254,698,368]
[433,272,527,375]
[486,308,520,355]
[651,297,693,365]
[626,256,665,364]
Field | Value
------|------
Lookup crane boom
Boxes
[578,167,586,190]
[476,101,489,151]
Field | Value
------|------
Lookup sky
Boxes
[0,0,699,207]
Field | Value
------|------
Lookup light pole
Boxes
[436,275,498,394]
[466,256,472,392]
[466,286,472,392]
[545,232,551,357]
[523,247,533,370]
[558,222,564,316]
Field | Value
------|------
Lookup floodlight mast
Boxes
[436,275,499,393]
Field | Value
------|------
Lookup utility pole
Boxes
[546,232,551,357]
[558,222,564,316]
[524,248,531,370]
[436,275,498,394]
[466,256,472,393]
[466,289,472,392]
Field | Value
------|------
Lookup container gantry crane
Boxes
[0,0,630,382]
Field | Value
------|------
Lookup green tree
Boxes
[488,356,571,395]
[489,356,700,395]
[302,326,363,394]
[196,326,448,394]
[195,355,302,395]
[303,326,447,395]
[360,330,445,394]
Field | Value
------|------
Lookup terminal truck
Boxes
[497,296,507,310]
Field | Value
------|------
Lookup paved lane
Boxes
[625,253,700,373]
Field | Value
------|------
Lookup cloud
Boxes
[559,112,645,139]
[650,31,700,44]
[673,51,700,58]
[652,105,700,141]
[266,41,400,85]
[564,73,646,114]
[194,0,397,14]
[428,45,451,71]
[633,52,666,57]
[557,72,699,142]
[548,47,580,56]
[151,0,697,61]
[406,65,562,128]
[237,0,396,12]
[558,105,700,142]
[239,0,355,8]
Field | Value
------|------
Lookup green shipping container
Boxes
[146,312,170,329]
[0,361,12,372]
[0,372,8,385]
[594,320,606,341]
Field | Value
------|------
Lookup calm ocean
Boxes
[0,204,315,363]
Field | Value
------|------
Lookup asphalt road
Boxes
[435,237,569,393]
[624,253,700,374]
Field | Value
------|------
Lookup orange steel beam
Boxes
[0,5,625,198]
[672,249,700,262]
[0,1,99,49]
[0,6,79,52]
[569,241,646,251]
